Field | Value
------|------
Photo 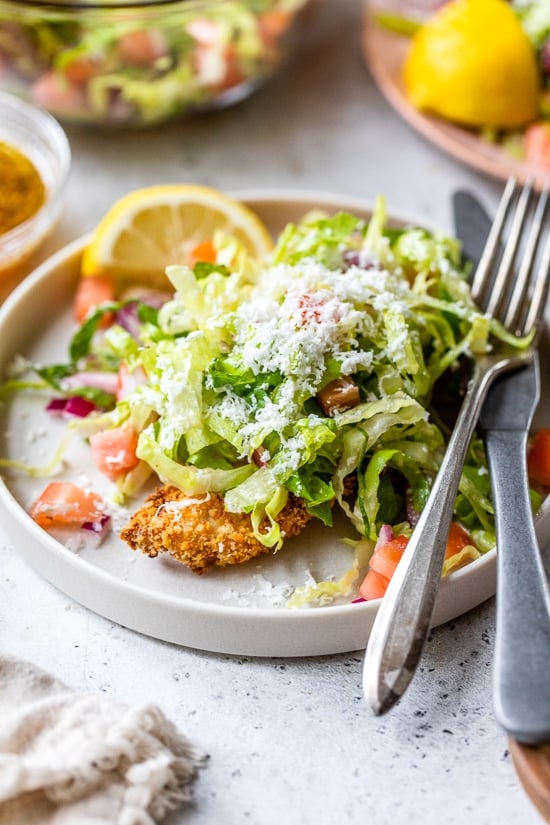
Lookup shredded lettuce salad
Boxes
[0,199,538,604]
[0,0,309,128]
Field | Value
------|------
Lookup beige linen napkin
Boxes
[0,655,206,825]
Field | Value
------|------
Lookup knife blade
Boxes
[452,189,493,270]
[479,356,539,432]
[454,191,550,745]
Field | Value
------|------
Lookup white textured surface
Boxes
[0,1,543,822]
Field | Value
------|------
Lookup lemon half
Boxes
[81,184,274,286]
[404,0,539,129]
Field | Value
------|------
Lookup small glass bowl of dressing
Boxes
[0,92,71,299]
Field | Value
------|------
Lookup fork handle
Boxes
[363,363,494,714]
[485,427,550,745]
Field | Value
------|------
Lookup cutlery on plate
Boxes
[363,177,550,715]
[476,180,550,743]
[460,192,550,744]
[453,192,550,819]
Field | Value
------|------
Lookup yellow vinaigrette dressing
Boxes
[0,141,45,234]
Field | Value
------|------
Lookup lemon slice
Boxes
[81,184,273,286]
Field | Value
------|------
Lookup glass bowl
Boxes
[0,92,71,299]
[0,0,316,129]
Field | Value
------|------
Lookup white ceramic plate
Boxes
[1,191,549,658]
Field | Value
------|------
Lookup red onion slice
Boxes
[81,514,111,547]
[46,396,97,418]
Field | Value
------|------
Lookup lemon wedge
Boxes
[403,0,539,129]
[81,184,273,286]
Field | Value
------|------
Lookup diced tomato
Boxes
[444,522,473,559]
[187,240,217,268]
[31,71,86,116]
[89,426,140,481]
[359,568,389,601]
[30,481,105,528]
[64,56,102,86]
[220,47,245,91]
[73,275,115,324]
[528,428,550,486]
[188,19,245,90]
[194,43,245,91]
[524,122,550,172]
[368,534,409,581]
[359,522,475,601]
[118,29,168,66]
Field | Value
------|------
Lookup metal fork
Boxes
[363,178,550,715]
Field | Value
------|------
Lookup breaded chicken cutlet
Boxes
[119,484,313,574]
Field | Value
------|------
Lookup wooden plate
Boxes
[361,1,549,189]
[510,739,550,822]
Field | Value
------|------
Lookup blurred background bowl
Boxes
[0,0,316,129]
[0,91,71,300]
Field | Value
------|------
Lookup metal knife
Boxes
[452,190,494,271]
[454,191,550,745]
[480,355,550,744]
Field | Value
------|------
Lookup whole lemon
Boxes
[403,0,539,128]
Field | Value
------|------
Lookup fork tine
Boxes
[484,179,533,318]
[524,188,550,334]
[504,181,550,333]
[471,176,517,305]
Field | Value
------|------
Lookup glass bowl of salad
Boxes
[0,0,316,129]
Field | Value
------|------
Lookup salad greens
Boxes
[513,0,550,45]
[514,0,550,112]
[1,197,537,604]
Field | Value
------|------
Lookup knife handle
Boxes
[486,427,550,745]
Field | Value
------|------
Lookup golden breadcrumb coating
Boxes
[119,484,313,574]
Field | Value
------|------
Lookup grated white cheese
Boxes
[206,258,413,463]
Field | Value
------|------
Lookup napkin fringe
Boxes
[0,656,207,824]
